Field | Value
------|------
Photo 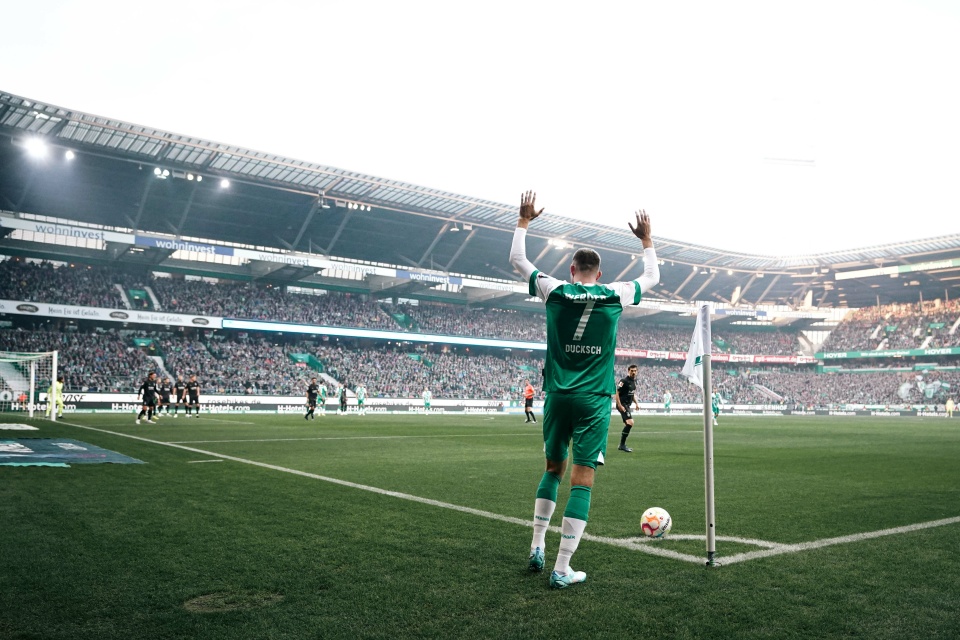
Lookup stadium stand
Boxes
[0,327,155,392]
[821,300,960,352]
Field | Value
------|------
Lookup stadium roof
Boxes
[2,90,960,312]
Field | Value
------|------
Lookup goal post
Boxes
[0,350,59,420]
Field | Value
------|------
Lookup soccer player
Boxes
[173,375,186,418]
[305,377,319,420]
[663,390,672,414]
[45,375,64,419]
[356,383,367,415]
[185,374,200,418]
[945,397,955,418]
[510,191,659,589]
[422,387,432,413]
[523,379,537,423]
[318,381,327,416]
[615,365,640,452]
[157,377,173,417]
[712,391,721,427]
[136,372,159,424]
[339,384,348,414]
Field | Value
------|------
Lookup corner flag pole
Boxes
[700,309,716,567]
[681,303,716,566]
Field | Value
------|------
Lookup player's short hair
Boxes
[628,364,638,370]
[572,248,601,273]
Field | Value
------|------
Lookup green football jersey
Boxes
[530,270,642,395]
[357,386,366,401]
[319,386,327,400]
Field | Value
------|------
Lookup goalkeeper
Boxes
[45,375,65,418]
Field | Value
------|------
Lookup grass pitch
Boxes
[2,412,959,639]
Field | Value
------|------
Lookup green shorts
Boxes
[542,393,612,469]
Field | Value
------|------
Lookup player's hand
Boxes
[518,190,544,225]
[628,209,651,241]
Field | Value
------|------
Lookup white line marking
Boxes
[630,534,784,549]
[717,516,960,565]
[52,419,960,566]
[167,433,542,444]
[189,417,257,425]
[187,459,224,464]
[53,419,706,563]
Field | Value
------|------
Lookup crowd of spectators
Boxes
[823,300,960,352]
[150,278,396,330]
[3,324,959,406]
[1,258,807,354]
[0,327,154,392]
[305,343,542,400]
[160,335,308,395]
[0,259,136,308]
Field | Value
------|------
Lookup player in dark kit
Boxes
[157,377,173,417]
[185,375,200,417]
[305,377,319,420]
[136,372,159,424]
[173,375,186,418]
[615,364,641,452]
[339,385,348,414]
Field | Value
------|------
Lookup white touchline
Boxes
[187,459,224,464]
[52,420,960,566]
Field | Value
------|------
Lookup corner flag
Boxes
[681,304,712,389]
[680,303,718,567]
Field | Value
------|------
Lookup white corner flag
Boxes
[681,304,712,389]
[681,303,717,567]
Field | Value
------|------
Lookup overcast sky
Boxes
[2,0,958,256]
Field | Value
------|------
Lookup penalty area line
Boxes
[54,419,706,564]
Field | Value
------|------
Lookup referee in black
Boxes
[615,364,640,452]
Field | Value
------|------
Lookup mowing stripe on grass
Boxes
[54,420,707,564]
[167,433,542,444]
[167,430,699,445]
[59,419,959,566]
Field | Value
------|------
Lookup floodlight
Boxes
[64,150,75,161]
[154,167,162,176]
[162,169,170,177]
[24,138,48,159]
[220,179,230,189]
[196,175,202,182]
[187,173,195,181]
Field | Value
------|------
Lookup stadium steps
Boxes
[144,286,162,311]
[113,284,133,309]
[751,383,783,402]
[0,360,31,396]
[148,356,173,380]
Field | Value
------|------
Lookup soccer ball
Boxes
[640,507,672,538]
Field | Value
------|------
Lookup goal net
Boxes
[0,351,59,420]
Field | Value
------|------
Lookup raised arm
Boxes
[628,210,660,294]
[509,190,544,281]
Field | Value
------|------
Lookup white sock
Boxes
[531,498,556,551]
[554,517,588,574]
